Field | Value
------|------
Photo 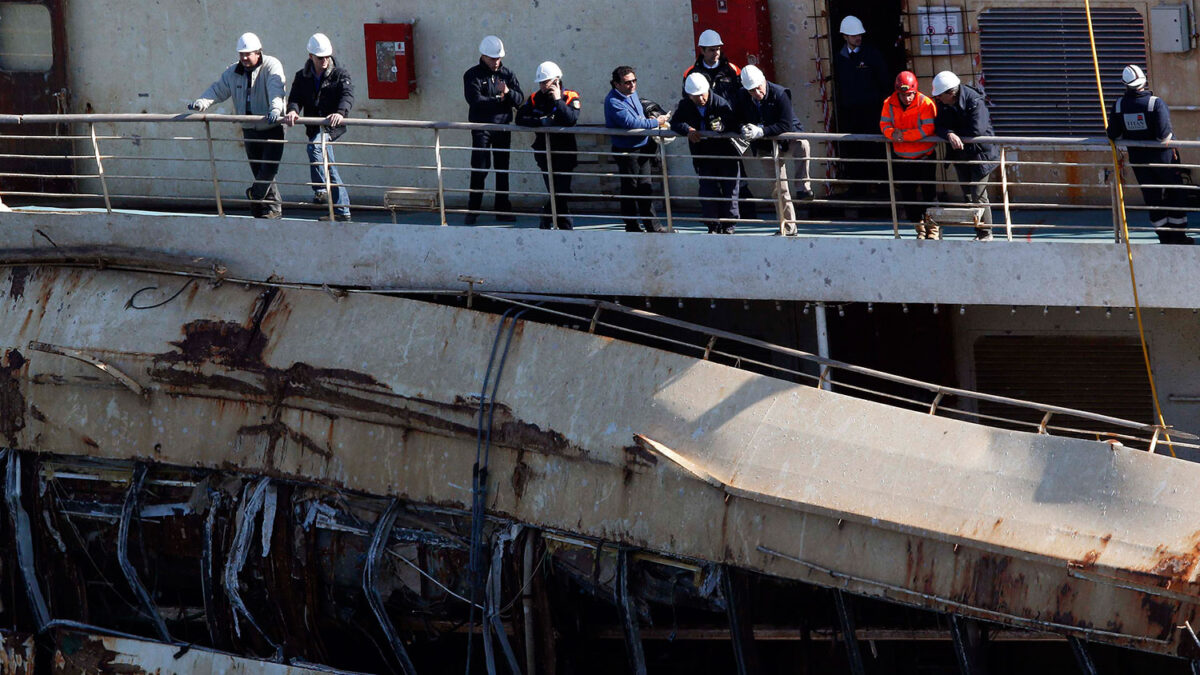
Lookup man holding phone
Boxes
[516,61,580,229]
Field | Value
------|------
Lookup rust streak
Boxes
[0,349,28,447]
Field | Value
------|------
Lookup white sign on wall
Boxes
[917,6,965,56]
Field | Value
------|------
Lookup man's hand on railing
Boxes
[266,110,280,125]
[188,99,212,112]
[326,113,345,127]
[946,132,964,150]
[741,124,764,140]
[283,111,299,127]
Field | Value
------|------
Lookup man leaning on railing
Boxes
[604,66,672,233]
[515,61,579,230]
[283,32,354,223]
[932,70,998,242]
[189,32,287,219]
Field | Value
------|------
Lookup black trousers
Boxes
[469,130,512,214]
[697,158,743,234]
[1132,162,1191,244]
[613,143,665,232]
[893,156,936,223]
[242,126,284,216]
[536,157,573,229]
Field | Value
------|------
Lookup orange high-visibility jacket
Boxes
[879,92,937,159]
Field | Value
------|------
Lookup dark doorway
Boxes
[827,0,908,130]
[0,0,73,201]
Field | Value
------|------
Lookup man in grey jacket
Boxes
[191,32,287,218]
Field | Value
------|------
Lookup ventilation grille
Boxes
[978,8,1147,136]
[973,334,1153,433]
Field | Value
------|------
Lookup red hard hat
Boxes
[895,71,918,92]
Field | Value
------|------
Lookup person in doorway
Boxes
[463,35,523,224]
[832,15,891,198]
[604,65,672,233]
[283,33,354,222]
[1106,64,1193,245]
[880,71,938,239]
[932,70,999,241]
[683,30,741,103]
[190,32,287,219]
[734,64,814,236]
[672,73,744,234]
[516,61,580,230]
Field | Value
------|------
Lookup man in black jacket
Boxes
[672,73,745,234]
[683,29,741,103]
[284,33,354,221]
[833,15,891,196]
[1107,64,1193,245]
[933,70,999,241]
[516,61,580,230]
[735,65,813,236]
[463,35,523,224]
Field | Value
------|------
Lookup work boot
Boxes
[926,224,941,241]
[313,190,328,204]
[974,228,993,242]
[915,224,927,240]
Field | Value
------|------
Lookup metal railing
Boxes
[0,112,1196,242]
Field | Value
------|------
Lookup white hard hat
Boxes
[307,33,333,57]
[684,72,710,96]
[1122,64,1147,88]
[479,35,505,59]
[535,61,562,83]
[236,32,262,53]
[839,16,865,36]
[931,70,961,96]
[740,64,766,90]
[698,29,723,47]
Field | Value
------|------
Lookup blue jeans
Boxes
[307,132,350,216]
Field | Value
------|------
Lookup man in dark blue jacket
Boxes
[605,65,671,232]
[734,65,813,236]
[833,15,891,196]
[673,73,745,234]
[933,70,999,241]
[516,61,580,230]
[463,35,523,224]
[284,33,354,222]
[1107,65,1193,245]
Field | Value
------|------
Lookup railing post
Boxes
[321,132,335,221]
[1110,163,1123,243]
[772,140,786,235]
[204,121,224,217]
[1000,147,1013,241]
[657,138,674,232]
[434,128,448,226]
[89,122,112,213]
[884,142,899,238]
[544,131,558,228]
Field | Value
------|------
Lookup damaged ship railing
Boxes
[0,112,1194,241]
[465,290,1196,451]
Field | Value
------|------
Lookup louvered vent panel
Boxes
[973,335,1153,433]
[978,9,1146,135]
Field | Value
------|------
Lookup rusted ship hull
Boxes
[4,264,1200,670]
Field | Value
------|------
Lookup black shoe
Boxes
[464,214,478,225]
[313,190,328,204]
[319,213,352,222]
[796,189,815,202]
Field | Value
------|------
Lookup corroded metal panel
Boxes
[5,265,1200,657]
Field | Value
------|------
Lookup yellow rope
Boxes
[1083,0,1175,457]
